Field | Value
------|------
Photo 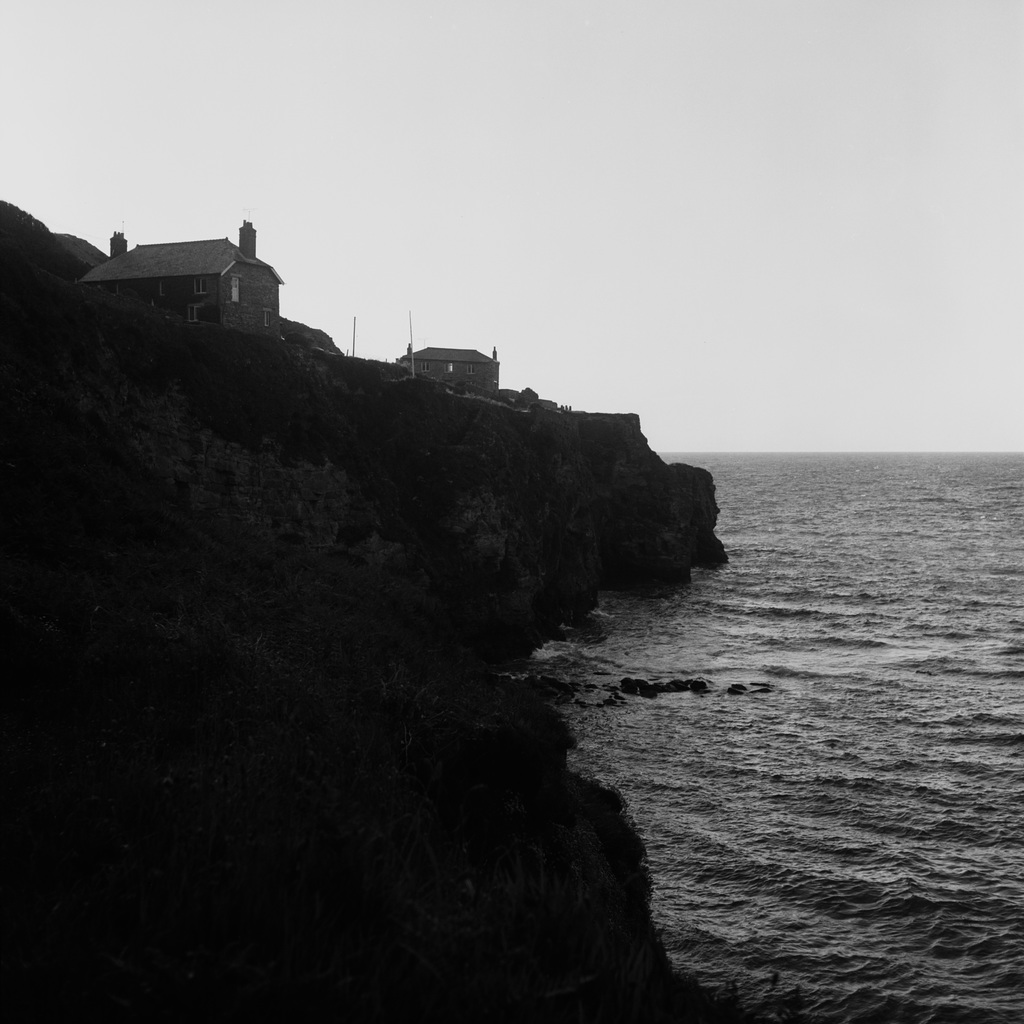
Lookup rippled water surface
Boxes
[540,453,1023,1023]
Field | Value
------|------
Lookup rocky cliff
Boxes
[3,209,810,1024]
[1,223,724,658]
[575,411,726,582]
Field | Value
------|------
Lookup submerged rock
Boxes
[663,679,691,692]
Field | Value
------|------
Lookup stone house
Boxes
[398,345,500,392]
[80,221,283,336]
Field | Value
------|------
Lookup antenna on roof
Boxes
[242,207,257,221]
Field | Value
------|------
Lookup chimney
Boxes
[492,347,498,361]
[110,231,127,258]
[239,220,256,259]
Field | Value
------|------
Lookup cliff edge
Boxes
[1,210,783,1024]
[0,226,724,657]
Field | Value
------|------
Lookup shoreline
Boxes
[1,206,797,1021]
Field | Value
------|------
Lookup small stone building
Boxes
[80,221,284,336]
[398,346,500,392]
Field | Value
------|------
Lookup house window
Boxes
[420,361,430,371]
[194,277,208,294]
[446,362,454,373]
[263,310,271,327]
[231,276,240,303]
[158,280,165,296]
[187,305,200,322]
[467,364,475,374]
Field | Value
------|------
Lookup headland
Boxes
[1,202,796,1022]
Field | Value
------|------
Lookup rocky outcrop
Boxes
[280,316,342,355]
[575,411,726,582]
[1,200,95,282]
[56,232,107,271]
[0,233,725,658]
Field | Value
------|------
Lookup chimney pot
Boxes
[110,231,127,258]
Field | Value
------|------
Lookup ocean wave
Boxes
[819,635,891,649]
[563,453,1024,1024]
[901,660,1024,681]
[989,564,1024,576]
[761,665,826,679]
[944,711,1022,726]
[944,731,1024,748]
[732,603,837,620]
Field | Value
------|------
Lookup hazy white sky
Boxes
[5,0,1022,451]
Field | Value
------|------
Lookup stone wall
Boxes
[218,263,280,336]
[408,357,499,392]
[85,267,280,337]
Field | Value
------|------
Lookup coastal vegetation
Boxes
[1,203,800,1021]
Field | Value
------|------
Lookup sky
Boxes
[4,0,1022,451]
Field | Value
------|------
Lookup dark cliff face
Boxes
[574,411,727,583]
[1,212,776,1023]
[0,236,725,658]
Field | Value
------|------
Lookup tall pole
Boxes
[409,310,415,376]
[352,316,356,358]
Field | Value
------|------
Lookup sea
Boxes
[529,452,1024,1024]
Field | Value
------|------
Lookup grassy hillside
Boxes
[0,204,802,1022]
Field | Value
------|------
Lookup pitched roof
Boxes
[80,238,284,284]
[404,347,495,363]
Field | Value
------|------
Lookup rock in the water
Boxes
[543,675,575,695]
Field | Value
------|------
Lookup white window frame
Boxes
[263,310,271,327]
[231,276,240,303]
[187,304,200,322]
[194,277,208,294]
